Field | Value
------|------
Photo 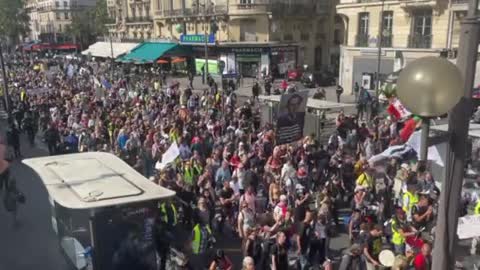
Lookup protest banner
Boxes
[276,91,308,145]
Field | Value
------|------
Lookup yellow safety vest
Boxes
[192,224,212,254]
[184,166,195,185]
[184,164,202,186]
[402,191,419,214]
[475,201,480,215]
[356,173,373,189]
[159,202,177,226]
[391,219,405,245]
[20,90,26,102]
[169,129,179,143]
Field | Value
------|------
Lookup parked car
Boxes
[301,71,337,87]
[287,68,303,81]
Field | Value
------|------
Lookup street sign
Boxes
[180,34,215,45]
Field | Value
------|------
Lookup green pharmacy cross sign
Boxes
[180,34,215,45]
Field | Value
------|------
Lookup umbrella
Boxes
[171,57,186,64]
[157,59,168,64]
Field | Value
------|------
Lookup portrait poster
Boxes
[276,91,308,145]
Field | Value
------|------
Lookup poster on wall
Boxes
[195,58,219,75]
[276,91,308,145]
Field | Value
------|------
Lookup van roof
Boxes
[23,152,175,209]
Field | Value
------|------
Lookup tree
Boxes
[94,0,109,36]
[66,2,109,49]
[66,10,95,50]
[0,0,30,46]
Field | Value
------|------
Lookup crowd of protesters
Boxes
[1,56,480,270]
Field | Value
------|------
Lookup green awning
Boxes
[116,42,178,63]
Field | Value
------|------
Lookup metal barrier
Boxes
[259,101,336,145]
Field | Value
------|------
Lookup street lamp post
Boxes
[375,0,385,101]
[203,0,209,84]
[397,57,463,161]
[431,0,480,268]
[396,56,465,270]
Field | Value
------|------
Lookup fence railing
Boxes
[408,34,432,48]
[355,34,369,47]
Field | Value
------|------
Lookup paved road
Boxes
[0,125,69,270]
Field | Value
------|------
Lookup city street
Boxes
[0,80,479,270]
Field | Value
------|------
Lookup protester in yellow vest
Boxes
[471,200,480,255]
[391,208,417,255]
[402,183,419,221]
[159,199,178,227]
[356,167,374,190]
[191,222,213,255]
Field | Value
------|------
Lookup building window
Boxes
[64,1,68,7]
[410,10,432,48]
[56,12,61,20]
[300,33,309,41]
[132,8,136,18]
[283,33,293,41]
[381,11,393,47]
[55,1,59,7]
[356,12,369,46]
[59,24,62,32]
[65,12,69,19]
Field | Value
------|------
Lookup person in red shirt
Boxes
[413,242,432,270]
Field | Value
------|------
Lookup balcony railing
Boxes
[125,16,153,23]
[452,0,468,3]
[162,5,228,18]
[355,34,369,47]
[270,2,329,16]
[408,34,432,48]
[381,34,392,47]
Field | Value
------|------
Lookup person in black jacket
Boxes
[44,123,60,155]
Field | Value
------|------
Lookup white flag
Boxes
[155,142,180,170]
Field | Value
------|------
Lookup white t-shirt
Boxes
[230,180,241,196]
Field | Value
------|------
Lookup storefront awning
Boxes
[116,42,178,64]
[81,42,140,58]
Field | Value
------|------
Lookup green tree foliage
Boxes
[66,1,109,49]
[0,0,30,43]
[93,0,109,36]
